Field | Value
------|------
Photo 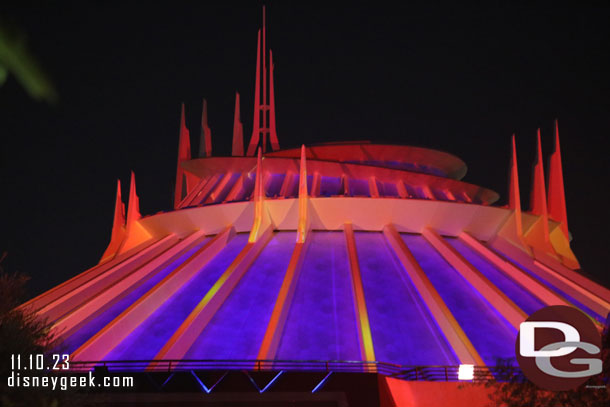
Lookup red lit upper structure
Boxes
[19,6,609,407]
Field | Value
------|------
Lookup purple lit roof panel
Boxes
[184,232,296,359]
[266,173,286,197]
[446,237,545,316]
[402,234,517,366]
[276,231,361,361]
[356,232,457,365]
[58,237,211,353]
[103,233,249,361]
[487,246,604,322]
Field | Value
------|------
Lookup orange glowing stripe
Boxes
[459,232,568,307]
[368,177,380,198]
[278,172,294,198]
[383,225,484,366]
[71,227,235,362]
[20,237,164,314]
[344,223,376,364]
[248,148,265,243]
[422,228,527,330]
[249,210,264,243]
[53,231,208,338]
[151,226,273,367]
[205,172,235,204]
[491,236,610,318]
[533,260,610,314]
[224,174,245,202]
[257,240,309,361]
[257,145,310,361]
[179,176,209,207]
[155,247,250,354]
[185,174,222,207]
[310,172,321,197]
[38,235,179,323]
[296,144,308,244]
[296,199,308,243]
[535,250,610,303]
[395,180,408,199]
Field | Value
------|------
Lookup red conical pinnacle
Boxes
[174,103,191,208]
[199,99,212,158]
[530,129,547,217]
[232,92,244,156]
[547,120,569,238]
[126,171,141,226]
[508,134,523,236]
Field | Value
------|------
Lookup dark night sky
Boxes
[1,2,608,299]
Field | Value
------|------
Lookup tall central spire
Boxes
[246,5,280,156]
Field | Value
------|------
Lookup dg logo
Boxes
[516,305,603,391]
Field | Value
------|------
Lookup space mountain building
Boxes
[20,7,610,407]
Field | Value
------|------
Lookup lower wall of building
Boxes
[379,377,494,407]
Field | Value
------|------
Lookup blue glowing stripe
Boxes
[245,370,284,393]
[190,370,227,394]
[312,371,333,393]
[162,373,175,387]
[190,370,212,393]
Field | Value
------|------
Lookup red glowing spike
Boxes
[126,171,141,226]
[199,99,212,158]
[528,129,551,246]
[174,104,191,207]
[547,120,569,238]
[232,92,244,156]
[508,135,523,236]
[100,179,126,263]
[247,30,262,157]
[117,171,154,255]
[530,129,547,217]
[179,103,191,160]
[247,8,280,156]
[112,179,126,231]
[269,50,279,151]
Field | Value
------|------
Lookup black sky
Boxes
[1,1,608,299]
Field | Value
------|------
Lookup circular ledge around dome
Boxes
[265,143,468,180]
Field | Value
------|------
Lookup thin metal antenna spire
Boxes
[199,99,212,158]
[246,5,280,156]
[232,92,244,156]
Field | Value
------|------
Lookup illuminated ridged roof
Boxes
[20,6,610,375]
